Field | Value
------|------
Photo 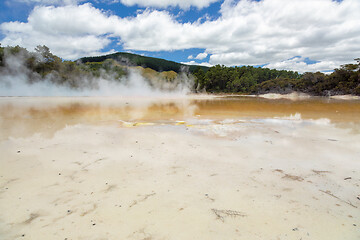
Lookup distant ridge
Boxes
[78,52,209,73]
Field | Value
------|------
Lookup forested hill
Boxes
[80,51,360,96]
[191,61,360,95]
[1,45,359,96]
[79,52,209,73]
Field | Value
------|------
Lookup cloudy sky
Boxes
[1,0,359,72]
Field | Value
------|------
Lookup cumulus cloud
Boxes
[181,61,212,67]
[117,0,220,9]
[265,57,339,73]
[1,3,116,59]
[1,0,360,72]
[195,52,208,60]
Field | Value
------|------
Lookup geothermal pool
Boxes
[0,95,359,240]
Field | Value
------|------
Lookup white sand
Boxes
[0,99,359,240]
[330,95,360,100]
[257,92,311,100]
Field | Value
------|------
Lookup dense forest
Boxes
[1,45,359,96]
[80,52,209,73]
[192,61,360,95]
[0,45,128,89]
[192,65,300,93]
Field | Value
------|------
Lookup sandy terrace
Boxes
[0,114,359,240]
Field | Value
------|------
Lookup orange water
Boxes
[1,96,359,139]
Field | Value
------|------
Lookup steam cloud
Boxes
[0,51,194,97]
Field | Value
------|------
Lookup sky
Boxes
[0,0,359,73]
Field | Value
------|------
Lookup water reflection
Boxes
[0,96,359,139]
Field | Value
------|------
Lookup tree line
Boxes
[0,45,127,89]
[1,44,359,96]
[193,61,360,96]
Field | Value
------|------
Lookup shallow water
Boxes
[0,95,359,240]
[1,95,359,140]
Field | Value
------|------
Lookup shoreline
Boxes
[1,92,360,100]
[1,121,359,239]
[207,92,360,100]
[0,97,359,239]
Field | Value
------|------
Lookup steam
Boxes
[0,51,194,97]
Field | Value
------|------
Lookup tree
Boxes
[34,45,62,75]
[193,67,206,91]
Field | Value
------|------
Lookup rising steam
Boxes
[0,49,194,97]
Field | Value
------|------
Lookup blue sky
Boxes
[0,0,220,64]
[0,0,359,72]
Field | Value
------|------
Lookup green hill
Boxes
[1,45,358,96]
[78,52,209,73]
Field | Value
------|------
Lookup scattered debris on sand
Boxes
[211,209,247,222]
[129,193,156,208]
[319,190,357,209]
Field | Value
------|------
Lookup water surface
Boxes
[1,95,359,139]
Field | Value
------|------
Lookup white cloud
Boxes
[1,0,360,72]
[118,0,220,9]
[113,0,360,71]
[10,0,81,5]
[1,3,116,59]
[265,57,339,73]
[181,61,212,67]
[195,52,208,60]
